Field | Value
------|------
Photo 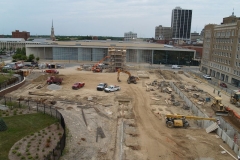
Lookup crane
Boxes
[117,69,139,84]
[92,56,110,72]
[165,114,217,128]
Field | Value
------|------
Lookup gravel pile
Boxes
[47,84,62,90]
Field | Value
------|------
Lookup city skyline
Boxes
[0,0,239,38]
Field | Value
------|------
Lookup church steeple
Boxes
[51,19,55,41]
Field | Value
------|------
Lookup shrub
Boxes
[45,143,50,148]
[21,156,26,160]
[25,149,29,152]
[42,149,45,152]
[13,110,17,115]
[17,152,21,156]
[27,144,31,148]
[27,152,31,155]
[12,150,17,154]
[28,155,32,159]
[47,138,51,143]
[15,146,19,150]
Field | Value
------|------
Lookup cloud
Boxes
[0,0,240,37]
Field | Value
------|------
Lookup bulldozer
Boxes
[165,114,216,129]
[230,91,240,107]
[117,69,139,84]
[211,96,229,116]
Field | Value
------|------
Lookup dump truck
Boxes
[211,96,229,116]
[47,76,63,85]
[165,114,216,129]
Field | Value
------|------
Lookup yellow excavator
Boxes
[165,114,216,128]
[230,91,240,107]
[211,96,229,116]
[117,69,139,84]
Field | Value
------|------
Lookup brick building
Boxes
[12,30,30,40]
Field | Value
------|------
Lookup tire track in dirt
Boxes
[128,85,194,160]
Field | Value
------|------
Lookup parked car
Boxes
[203,75,212,80]
[104,85,121,93]
[24,64,33,68]
[46,76,63,85]
[72,82,85,89]
[172,65,181,69]
[2,65,12,70]
[44,69,59,74]
[220,82,227,88]
[97,83,108,91]
[31,61,38,67]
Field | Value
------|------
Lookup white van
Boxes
[172,65,181,69]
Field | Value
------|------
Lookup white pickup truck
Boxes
[172,65,181,69]
[104,85,121,92]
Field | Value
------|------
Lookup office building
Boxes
[200,13,240,86]
[155,25,172,40]
[171,7,192,41]
[124,31,137,41]
[12,30,30,40]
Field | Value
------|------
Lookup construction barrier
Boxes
[170,82,240,156]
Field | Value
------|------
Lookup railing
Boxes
[0,96,66,160]
[0,71,24,91]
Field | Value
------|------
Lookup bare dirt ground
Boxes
[6,66,237,160]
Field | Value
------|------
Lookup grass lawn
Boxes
[0,113,58,160]
[0,74,11,84]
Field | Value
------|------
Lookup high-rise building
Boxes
[171,6,192,41]
[12,30,30,40]
[51,20,55,41]
[124,31,137,41]
[155,25,172,40]
[200,12,240,86]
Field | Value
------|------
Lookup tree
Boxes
[16,48,21,55]
[28,54,35,62]
[0,118,8,131]
[36,57,40,62]
[21,47,26,55]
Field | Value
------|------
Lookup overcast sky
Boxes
[0,0,239,38]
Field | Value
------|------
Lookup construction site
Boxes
[2,46,240,160]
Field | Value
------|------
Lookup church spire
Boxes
[51,19,55,41]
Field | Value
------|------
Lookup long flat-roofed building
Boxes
[26,40,197,65]
[201,13,240,86]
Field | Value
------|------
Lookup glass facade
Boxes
[53,47,78,60]
[153,50,195,65]
[78,48,92,61]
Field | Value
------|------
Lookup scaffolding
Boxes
[108,47,126,72]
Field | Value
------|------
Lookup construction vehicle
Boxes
[165,114,216,128]
[47,76,63,85]
[92,56,110,72]
[230,91,240,107]
[211,96,229,116]
[117,69,139,84]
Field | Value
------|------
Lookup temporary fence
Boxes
[0,96,66,160]
[170,82,240,156]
